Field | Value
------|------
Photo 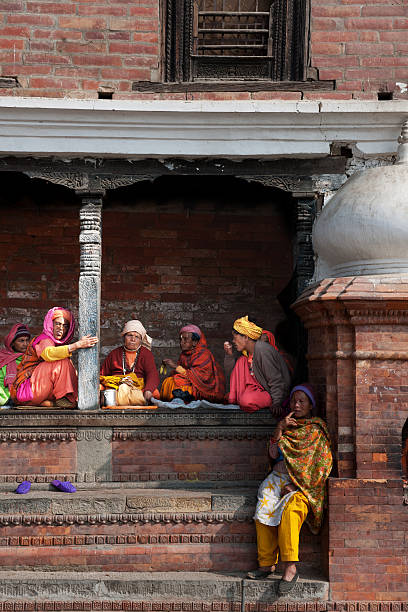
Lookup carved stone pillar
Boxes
[294,195,317,295]
[78,194,103,410]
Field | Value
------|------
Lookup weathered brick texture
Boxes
[328,478,407,601]
[0,1,407,99]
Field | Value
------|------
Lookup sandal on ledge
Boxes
[51,479,77,493]
[277,571,299,596]
[246,568,275,580]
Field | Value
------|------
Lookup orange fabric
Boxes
[10,337,77,404]
[52,309,71,322]
[27,359,77,405]
[125,350,137,370]
[160,376,192,401]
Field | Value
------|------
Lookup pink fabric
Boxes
[0,323,30,387]
[33,306,75,348]
[228,355,273,413]
[180,324,201,338]
[16,378,33,402]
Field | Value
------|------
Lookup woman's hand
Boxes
[144,390,153,402]
[69,335,98,352]
[224,341,233,356]
[163,358,177,370]
[277,411,297,433]
[282,483,297,496]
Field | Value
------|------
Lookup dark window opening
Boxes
[377,91,393,101]
[164,0,308,82]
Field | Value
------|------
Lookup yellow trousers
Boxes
[255,491,309,564]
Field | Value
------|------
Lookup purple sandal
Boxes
[51,479,76,493]
[15,481,31,494]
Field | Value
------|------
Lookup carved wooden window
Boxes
[164,0,307,82]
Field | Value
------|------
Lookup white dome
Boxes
[313,120,408,277]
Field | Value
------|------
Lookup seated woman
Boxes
[0,324,30,407]
[247,384,332,596]
[226,316,291,415]
[11,307,97,408]
[100,320,160,405]
[161,324,225,403]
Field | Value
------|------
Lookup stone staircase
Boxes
[0,408,329,610]
[0,484,328,610]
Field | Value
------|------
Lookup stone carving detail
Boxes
[0,532,255,547]
[295,197,317,294]
[112,429,270,441]
[79,199,102,277]
[24,171,88,190]
[0,474,76,483]
[114,471,266,482]
[0,511,252,527]
[0,601,401,612]
[0,428,270,443]
[0,432,76,443]
[237,175,307,193]
[95,175,155,190]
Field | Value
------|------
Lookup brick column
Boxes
[77,194,103,411]
[293,275,408,479]
[294,275,408,601]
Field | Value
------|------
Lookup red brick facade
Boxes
[0,1,407,100]
[294,276,408,601]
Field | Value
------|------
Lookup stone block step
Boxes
[0,570,330,608]
[0,486,323,574]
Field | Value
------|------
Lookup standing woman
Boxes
[100,320,160,405]
[247,384,332,596]
[11,307,97,408]
[0,324,31,407]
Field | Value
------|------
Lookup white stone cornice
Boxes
[0,97,407,159]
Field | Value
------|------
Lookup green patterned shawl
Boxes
[279,417,333,534]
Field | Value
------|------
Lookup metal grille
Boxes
[194,0,273,57]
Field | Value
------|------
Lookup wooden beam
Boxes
[132,80,335,92]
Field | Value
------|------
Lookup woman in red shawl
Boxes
[161,324,225,403]
[11,306,98,408]
[0,324,30,407]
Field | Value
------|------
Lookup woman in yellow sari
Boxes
[247,384,332,596]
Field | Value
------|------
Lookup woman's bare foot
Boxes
[281,561,297,582]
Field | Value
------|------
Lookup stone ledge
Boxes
[0,571,329,604]
[0,408,275,428]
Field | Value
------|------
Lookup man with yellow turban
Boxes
[227,316,291,415]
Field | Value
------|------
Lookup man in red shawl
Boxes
[160,324,225,403]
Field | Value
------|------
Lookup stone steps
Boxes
[0,486,323,574]
[0,570,330,608]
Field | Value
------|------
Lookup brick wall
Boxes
[0,174,294,367]
[0,1,407,100]
[328,478,407,601]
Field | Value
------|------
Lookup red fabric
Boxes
[263,329,294,376]
[262,329,278,350]
[176,332,225,402]
[0,323,28,387]
[100,346,160,393]
[228,355,273,412]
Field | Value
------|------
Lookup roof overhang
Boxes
[0,97,407,159]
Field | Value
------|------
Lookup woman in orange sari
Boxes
[11,307,97,408]
[161,324,225,403]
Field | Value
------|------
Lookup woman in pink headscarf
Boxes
[11,307,98,408]
[0,324,31,407]
[160,324,225,403]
